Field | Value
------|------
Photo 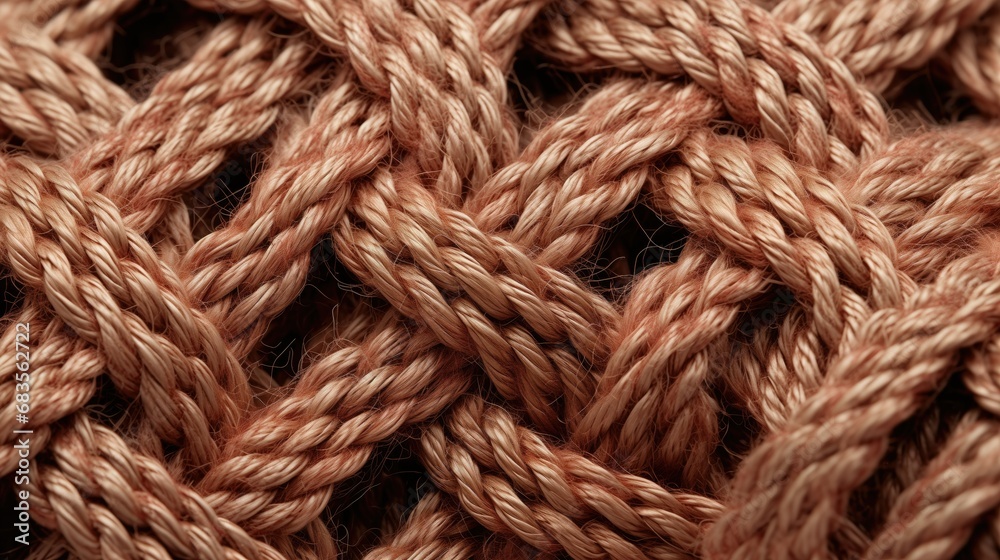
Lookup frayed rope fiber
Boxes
[5,0,1000,558]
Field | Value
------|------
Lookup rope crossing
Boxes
[2,0,1000,558]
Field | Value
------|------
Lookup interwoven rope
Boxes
[3,0,1000,558]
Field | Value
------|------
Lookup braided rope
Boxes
[3,0,1000,558]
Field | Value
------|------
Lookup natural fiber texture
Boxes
[4,0,1000,558]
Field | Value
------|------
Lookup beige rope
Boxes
[3,0,1000,558]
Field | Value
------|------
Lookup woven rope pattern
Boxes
[3,0,1000,558]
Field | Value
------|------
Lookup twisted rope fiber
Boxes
[3,0,1000,558]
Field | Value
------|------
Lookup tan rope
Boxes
[3,0,1000,558]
